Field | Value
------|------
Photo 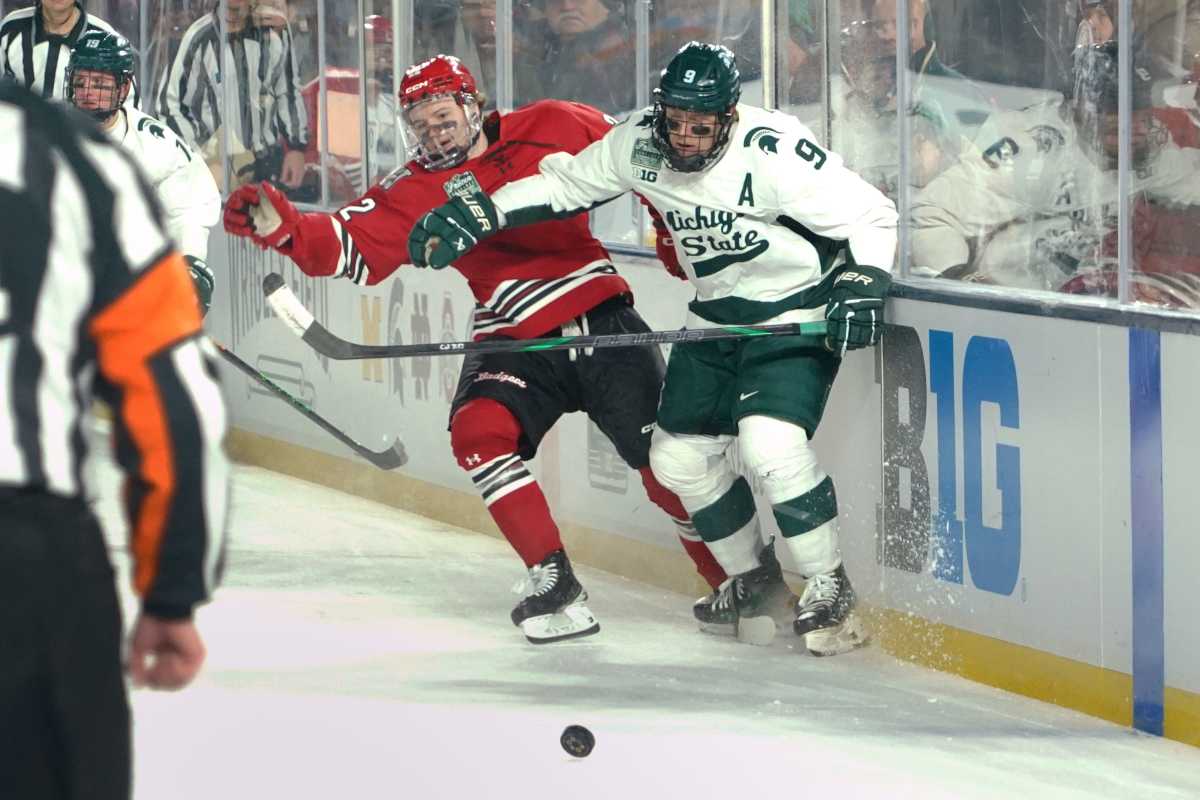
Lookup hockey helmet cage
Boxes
[652,42,740,172]
[398,55,484,170]
[66,30,135,120]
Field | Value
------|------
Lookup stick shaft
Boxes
[263,272,827,361]
[212,339,407,469]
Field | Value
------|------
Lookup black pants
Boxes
[0,491,130,800]
[449,295,667,466]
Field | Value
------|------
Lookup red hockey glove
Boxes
[653,217,686,281]
[222,184,260,239]
[223,182,299,251]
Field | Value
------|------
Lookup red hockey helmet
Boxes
[399,55,478,109]
[399,55,484,170]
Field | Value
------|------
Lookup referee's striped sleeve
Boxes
[77,133,229,615]
[273,24,308,149]
[89,252,229,615]
[158,18,214,148]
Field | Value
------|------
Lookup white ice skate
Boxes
[511,549,600,644]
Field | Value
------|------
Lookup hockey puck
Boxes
[560,724,595,758]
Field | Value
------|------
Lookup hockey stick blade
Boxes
[263,272,829,361]
[213,338,407,469]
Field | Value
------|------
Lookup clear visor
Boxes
[401,93,482,170]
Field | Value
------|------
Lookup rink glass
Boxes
[120,0,1200,315]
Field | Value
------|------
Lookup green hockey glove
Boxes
[407,191,500,269]
[824,265,891,356]
[185,255,215,317]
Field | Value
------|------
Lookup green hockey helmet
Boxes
[652,41,741,172]
[66,30,136,120]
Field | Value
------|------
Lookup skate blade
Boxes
[522,603,600,644]
[735,614,777,647]
[804,613,869,657]
[697,620,736,636]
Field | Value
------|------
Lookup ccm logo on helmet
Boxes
[834,271,875,286]
[464,197,492,231]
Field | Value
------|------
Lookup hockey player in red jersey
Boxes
[223,55,726,643]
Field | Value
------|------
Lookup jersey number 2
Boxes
[338,198,377,221]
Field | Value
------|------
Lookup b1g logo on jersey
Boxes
[631,138,663,170]
[443,171,483,199]
[631,138,662,183]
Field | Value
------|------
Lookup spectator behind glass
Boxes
[451,0,498,106]
[517,0,636,114]
[784,0,823,106]
[912,42,1200,309]
[832,0,982,201]
[649,0,761,85]
[158,0,308,193]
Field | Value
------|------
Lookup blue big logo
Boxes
[879,327,1022,595]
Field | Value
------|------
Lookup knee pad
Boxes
[736,415,825,505]
[450,398,522,471]
[648,429,736,511]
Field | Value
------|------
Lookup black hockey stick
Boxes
[263,272,829,361]
[211,339,407,469]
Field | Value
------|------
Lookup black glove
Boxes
[185,255,215,317]
[407,191,500,269]
[824,265,891,356]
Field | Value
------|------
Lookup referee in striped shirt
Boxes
[0,83,229,799]
[158,0,308,190]
[0,0,139,105]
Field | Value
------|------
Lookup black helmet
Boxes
[1070,40,1164,168]
[652,41,740,172]
[66,30,136,120]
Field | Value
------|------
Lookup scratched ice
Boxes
[89,452,1199,800]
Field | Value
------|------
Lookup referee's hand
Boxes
[127,614,207,690]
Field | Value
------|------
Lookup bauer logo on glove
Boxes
[407,190,500,269]
[833,270,877,288]
[823,264,891,357]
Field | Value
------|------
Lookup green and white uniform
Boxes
[492,103,896,580]
[493,103,896,436]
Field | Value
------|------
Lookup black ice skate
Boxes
[792,563,868,656]
[511,549,599,644]
[694,540,790,639]
[691,555,782,646]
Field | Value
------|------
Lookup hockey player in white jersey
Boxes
[912,41,1200,299]
[406,41,898,656]
[66,30,221,315]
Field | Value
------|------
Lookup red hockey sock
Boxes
[451,399,562,567]
[638,466,727,590]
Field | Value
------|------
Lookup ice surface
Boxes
[90,457,1199,800]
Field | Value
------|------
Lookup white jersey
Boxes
[107,106,220,260]
[912,100,1200,287]
[492,103,898,325]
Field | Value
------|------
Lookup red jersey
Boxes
[282,99,628,339]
